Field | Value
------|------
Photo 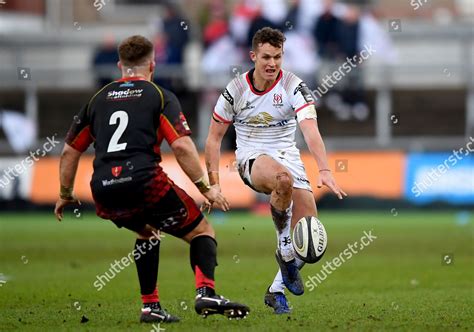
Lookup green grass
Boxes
[0,210,473,331]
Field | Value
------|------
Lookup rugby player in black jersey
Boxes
[54,35,249,323]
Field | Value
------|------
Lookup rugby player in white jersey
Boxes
[205,27,347,314]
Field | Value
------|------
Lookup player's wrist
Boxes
[208,171,220,186]
[319,169,331,173]
[59,185,74,200]
[194,176,211,193]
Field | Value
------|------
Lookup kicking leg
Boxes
[250,156,304,299]
[269,188,318,297]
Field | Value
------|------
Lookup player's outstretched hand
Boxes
[317,170,347,200]
[202,186,230,212]
[54,197,81,221]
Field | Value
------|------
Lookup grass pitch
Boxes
[0,210,473,331]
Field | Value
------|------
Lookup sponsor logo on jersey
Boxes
[222,88,234,106]
[107,88,143,100]
[119,82,135,88]
[247,112,274,125]
[111,166,122,177]
[273,93,284,108]
[102,177,133,187]
[179,112,190,131]
[293,82,314,103]
[241,101,255,111]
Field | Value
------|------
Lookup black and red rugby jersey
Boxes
[65,77,191,220]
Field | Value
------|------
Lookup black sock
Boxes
[143,302,161,310]
[190,236,217,292]
[134,238,160,301]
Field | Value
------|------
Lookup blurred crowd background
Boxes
[0,0,472,209]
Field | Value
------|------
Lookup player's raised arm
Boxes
[204,118,230,189]
[299,119,347,199]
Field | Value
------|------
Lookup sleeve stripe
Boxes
[212,111,232,124]
[294,102,315,114]
[159,114,190,145]
[68,125,93,152]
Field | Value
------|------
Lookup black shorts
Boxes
[111,184,204,238]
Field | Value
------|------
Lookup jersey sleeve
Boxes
[212,84,235,124]
[159,89,192,145]
[289,78,317,122]
[65,103,94,152]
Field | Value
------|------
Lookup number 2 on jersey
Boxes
[107,110,128,153]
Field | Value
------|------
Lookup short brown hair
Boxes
[252,27,286,51]
[118,35,154,66]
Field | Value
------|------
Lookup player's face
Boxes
[251,43,283,81]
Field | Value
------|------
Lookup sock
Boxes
[190,235,217,292]
[142,293,161,310]
[271,202,294,262]
[269,257,306,293]
[134,238,160,304]
[197,286,216,297]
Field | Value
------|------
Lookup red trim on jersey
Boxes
[212,111,232,124]
[116,76,148,82]
[246,70,282,95]
[69,125,93,152]
[159,114,181,144]
[294,102,315,113]
[141,288,159,304]
[194,266,215,289]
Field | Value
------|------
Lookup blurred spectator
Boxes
[162,3,189,64]
[282,0,318,86]
[201,0,242,76]
[246,0,288,49]
[313,1,371,121]
[229,0,260,48]
[152,3,190,91]
[92,34,119,88]
[313,0,343,59]
[295,0,324,34]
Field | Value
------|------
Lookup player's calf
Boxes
[188,233,250,320]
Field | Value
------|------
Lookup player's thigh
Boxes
[291,188,317,228]
[147,185,206,239]
[250,155,293,194]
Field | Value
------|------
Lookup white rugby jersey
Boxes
[213,69,317,150]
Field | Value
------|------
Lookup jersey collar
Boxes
[116,76,148,82]
[246,69,282,95]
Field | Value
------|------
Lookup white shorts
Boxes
[235,147,312,193]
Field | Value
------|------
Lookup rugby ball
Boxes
[292,216,327,263]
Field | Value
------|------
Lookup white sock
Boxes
[269,269,285,293]
[271,201,294,262]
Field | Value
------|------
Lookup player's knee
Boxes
[183,219,215,243]
[275,171,293,196]
[135,225,159,240]
[196,221,215,239]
